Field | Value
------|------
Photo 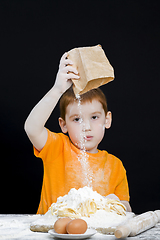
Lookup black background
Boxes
[1,0,160,214]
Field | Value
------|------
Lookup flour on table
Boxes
[30,187,134,234]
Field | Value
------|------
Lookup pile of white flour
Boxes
[31,187,134,234]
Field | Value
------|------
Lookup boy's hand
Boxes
[104,194,120,201]
[54,52,80,94]
[104,195,132,212]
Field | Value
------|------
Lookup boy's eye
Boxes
[92,116,98,120]
[74,117,82,122]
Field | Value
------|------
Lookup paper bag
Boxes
[67,45,114,95]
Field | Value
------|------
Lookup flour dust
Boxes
[76,94,93,188]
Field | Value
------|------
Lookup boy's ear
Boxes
[59,117,68,133]
[105,111,112,129]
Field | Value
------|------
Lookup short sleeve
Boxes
[33,129,63,162]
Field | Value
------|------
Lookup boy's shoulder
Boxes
[34,130,70,158]
[107,152,121,160]
[45,129,70,147]
[47,129,68,140]
[103,151,124,166]
[97,150,126,172]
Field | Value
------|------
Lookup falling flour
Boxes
[76,94,93,188]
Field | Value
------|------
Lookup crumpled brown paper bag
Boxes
[67,44,114,95]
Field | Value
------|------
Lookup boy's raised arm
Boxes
[24,52,79,151]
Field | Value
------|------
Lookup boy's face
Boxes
[59,99,112,153]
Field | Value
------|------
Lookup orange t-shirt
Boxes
[34,129,130,214]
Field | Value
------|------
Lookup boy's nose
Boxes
[82,120,91,131]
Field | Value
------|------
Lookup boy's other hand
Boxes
[104,194,120,201]
[104,194,132,212]
[54,52,80,94]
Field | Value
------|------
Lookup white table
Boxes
[0,214,160,239]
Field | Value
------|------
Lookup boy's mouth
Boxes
[84,136,93,141]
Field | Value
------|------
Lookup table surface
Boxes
[0,214,160,240]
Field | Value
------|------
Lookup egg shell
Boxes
[66,219,87,234]
[54,217,71,234]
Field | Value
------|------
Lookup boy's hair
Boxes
[60,87,108,120]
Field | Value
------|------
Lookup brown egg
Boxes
[54,217,71,234]
[66,219,87,234]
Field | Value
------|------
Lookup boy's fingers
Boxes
[64,66,78,75]
[62,52,68,60]
[59,52,69,67]
[60,52,74,65]
[64,59,73,66]
[59,58,73,69]
[66,73,80,80]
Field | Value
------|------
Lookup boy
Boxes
[25,52,132,214]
